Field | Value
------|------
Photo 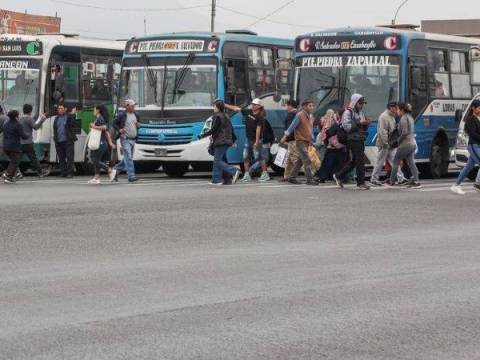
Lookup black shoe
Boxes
[474,184,480,192]
[333,174,344,188]
[3,176,15,184]
[287,178,302,185]
[306,180,320,186]
[128,177,139,183]
[357,183,371,190]
[398,179,409,186]
[407,181,422,189]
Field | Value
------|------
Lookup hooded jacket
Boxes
[341,93,368,141]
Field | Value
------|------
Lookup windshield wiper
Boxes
[141,54,158,103]
[171,53,196,101]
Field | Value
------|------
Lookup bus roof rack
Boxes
[225,29,258,36]
[377,24,419,30]
[34,32,80,37]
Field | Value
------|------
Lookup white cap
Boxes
[251,98,263,106]
[125,98,136,106]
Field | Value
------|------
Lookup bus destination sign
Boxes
[0,41,43,56]
[127,39,218,54]
[296,34,401,53]
[0,58,41,70]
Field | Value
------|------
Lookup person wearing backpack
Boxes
[333,94,371,190]
[385,103,421,188]
[199,99,241,185]
[370,102,406,186]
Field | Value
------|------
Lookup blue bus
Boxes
[119,31,293,176]
[294,27,480,178]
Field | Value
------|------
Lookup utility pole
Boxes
[210,0,216,33]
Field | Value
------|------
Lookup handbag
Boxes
[388,127,400,149]
[207,139,214,156]
[87,128,102,150]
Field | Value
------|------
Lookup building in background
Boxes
[422,19,480,38]
[0,9,61,35]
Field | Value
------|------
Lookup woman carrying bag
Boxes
[87,105,114,184]
[199,99,241,186]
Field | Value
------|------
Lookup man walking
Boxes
[110,98,140,182]
[225,99,268,182]
[279,99,298,182]
[333,94,371,190]
[19,104,48,177]
[370,102,405,186]
[2,110,28,183]
[53,104,78,178]
[280,99,318,186]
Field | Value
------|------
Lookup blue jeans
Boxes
[212,145,237,183]
[456,144,480,185]
[115,138,136,180]
[249,144,269,175]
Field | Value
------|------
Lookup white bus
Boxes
[0,33,124,173]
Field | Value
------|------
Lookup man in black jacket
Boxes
[53,104,78,178]
[3,110,28,183]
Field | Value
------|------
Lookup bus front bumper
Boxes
[133,137,212,162]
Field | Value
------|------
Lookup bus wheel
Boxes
[468,168,479,181]
[163,162,189,178]
[135,161,161,173]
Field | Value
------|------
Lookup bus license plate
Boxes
[155,148,167,157]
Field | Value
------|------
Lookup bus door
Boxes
[408,56,429,119]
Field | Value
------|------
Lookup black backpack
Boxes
[262,118,275,144]
[336,123,348,145]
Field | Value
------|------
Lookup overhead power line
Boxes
[249,0,296,27]
[49,0,209,12]
[217,5,319,29]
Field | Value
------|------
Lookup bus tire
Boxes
[468,168,479,181]
[420,138,450,179]
[135,161,161,173]
[163,162,189,178]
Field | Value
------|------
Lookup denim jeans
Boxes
[456,144,480,185]
[212,145,237,183]
[115,138,136,180]
[249,144,270,175]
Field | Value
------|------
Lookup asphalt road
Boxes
[1,173,480,360]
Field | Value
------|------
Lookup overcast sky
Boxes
[3,0,478,39]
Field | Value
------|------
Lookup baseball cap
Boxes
[387,101,398,108]
[125,98,136,106]
[251,98,263,106]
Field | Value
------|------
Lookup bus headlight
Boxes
[200,116,213,137]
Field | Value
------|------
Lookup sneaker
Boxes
[450,184,465,195]
[407,181,422,189]
[241,173,252,182]
[369,178,383,186]
[333,174,344,188]
[15,170,23,180]
[259,171,271,182]
[87,178,101,185]
[39,170,49,178]
[209,181,223,186]
[287,178,301,185]
[306,179,320,186]
[398,179,409,186]
[128,177,139,183]
[3,176,14,184]
[357,183,371,190]
[109,168,117,182]
[474,184,480,192]
[232,169,241,184]
[383,179,394,187]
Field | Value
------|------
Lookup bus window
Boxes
[450,51,471,98]
[51,63,80,107]
[248,46,274,99]
[82,56,119,106]
[225,59,248,106]
[428,49,450,98]
[409,59,428,118]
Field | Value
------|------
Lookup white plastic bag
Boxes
[273,145,289,168]
[87,128,102,150]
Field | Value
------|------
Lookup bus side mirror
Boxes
[455,109,464,122]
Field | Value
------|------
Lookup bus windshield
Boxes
[0,66,40,115]
[120,58,217,110]
[296,55,400,120]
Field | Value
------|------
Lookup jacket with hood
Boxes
[376,109,396,148]
[341,94,368,141]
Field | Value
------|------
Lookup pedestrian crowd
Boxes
[2,93,480,194]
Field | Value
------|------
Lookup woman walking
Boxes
[199,99,241,186]
[451,99,480,194]
[87,105,114,184]
[386,103,421,188]
[2,110,28,183]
